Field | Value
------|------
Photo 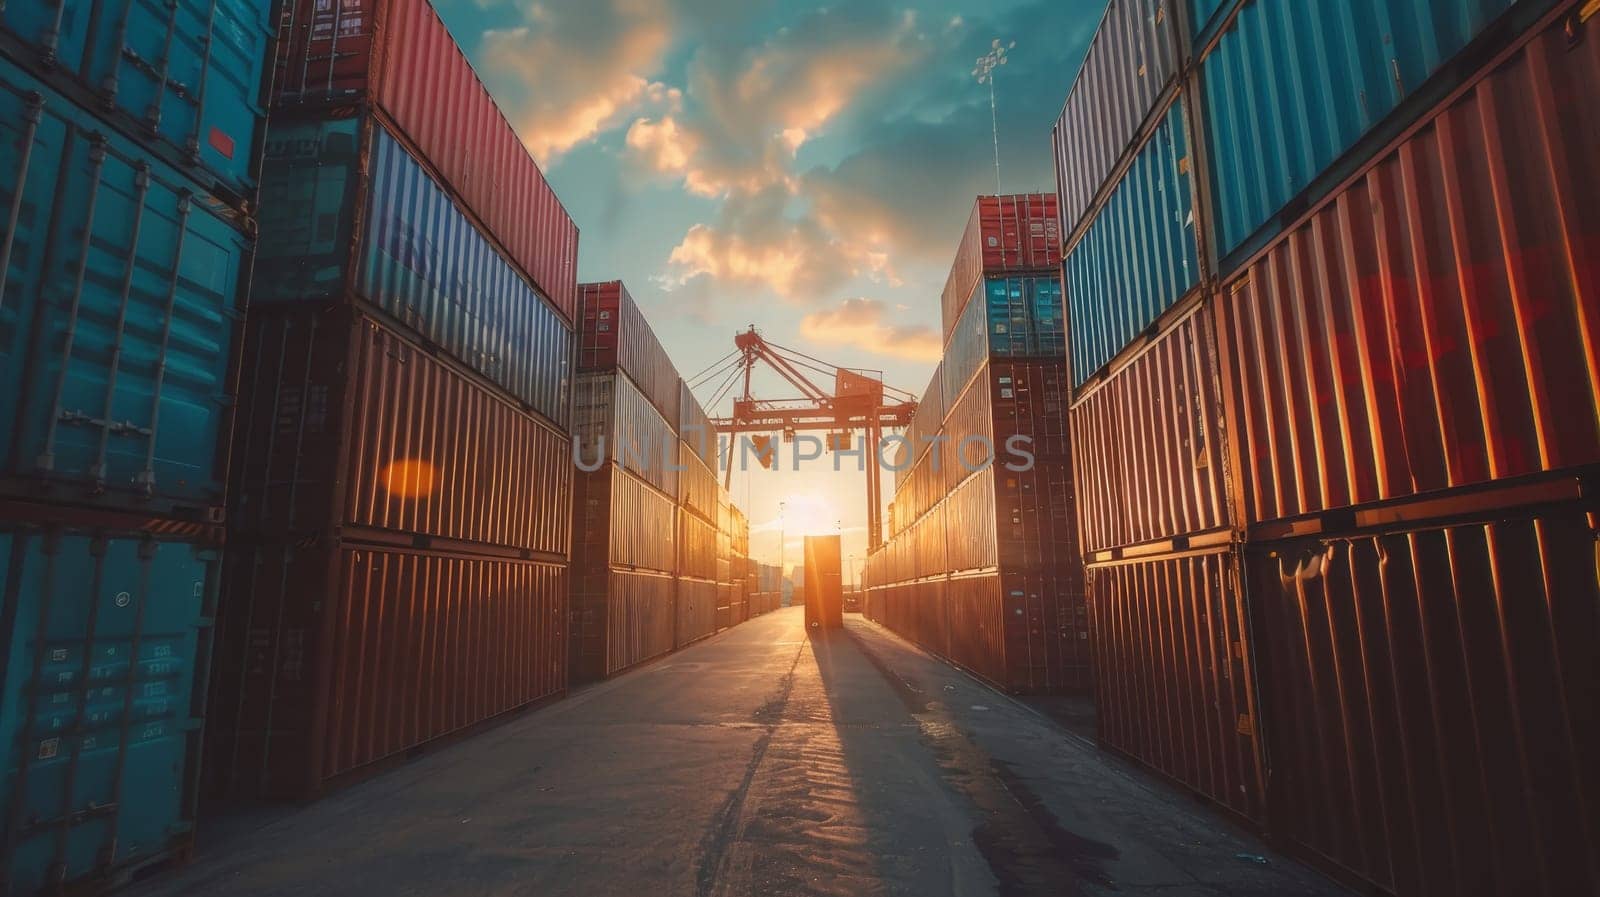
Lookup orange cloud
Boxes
[799,298,942,361]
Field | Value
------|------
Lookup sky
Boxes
[433,0,1105,572]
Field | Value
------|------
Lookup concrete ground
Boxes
[132,608,1348,897]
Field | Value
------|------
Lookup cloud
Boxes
[479,0,677,164]
[799,298,942,361]
[659,187,893,300]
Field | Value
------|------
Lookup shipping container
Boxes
[574,372,679,501]
[678,381,716,470]
[678,444,720,524]
[207,543,565,800]
[1064,98,1201,386]
[940,195,1061,343]
[1085,546,1265,822]
[942,471,999,574]
[571,465,676,576]
[0,0,272,197]
[228,305,572,557]
[1185,0,1234,48]
[569,568,675,683]
[675,577,717,648]
[1215,10,1600,526]
[251,117,572,423]
[1196,0,1551,264]
[942,273,1066,407]
[1247,495,1599,897]
[894,363,945,487]
[270,0,579,317]
[578,282,679,424]
[871,579,951,660]
[0,511,217,894]
[0,64,252,515]
[677,511,716,581]
[945,570,1089,694]
[1050,0,1181,238]
[802,535,843,632]
[1070,311,1235,554]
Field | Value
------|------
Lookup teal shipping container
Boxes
[941,274,1066,408]
[0,0,273,198]
[1186,0,1233,47]
[251,117,572,427]
[0,64,253,514]
[1197,0,1546,263]
[0,517,218,894]
[1063,99,1199,386]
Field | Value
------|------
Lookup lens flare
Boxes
[379,459,438,498]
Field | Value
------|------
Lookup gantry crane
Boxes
[687,327,917,551]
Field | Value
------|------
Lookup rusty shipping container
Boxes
[940,195,1062,343]
[1070,310,1236,554]
[578,282,681,424]
[1086,546,1265,822]
[228,305,572,556]
[1247,488,1600,897]
[676,577,718,648]
[1050,0,1181,239]
[208,543,566,800]
[1214,10,1600,527]
[270,0,578,318]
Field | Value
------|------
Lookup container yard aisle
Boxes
[132,608,1342,897]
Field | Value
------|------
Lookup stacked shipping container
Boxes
[205,1,576,802]
[0,0,272,886]
[570,282,756,684]
[867,195,1088,694]
[1053,1,1597,894]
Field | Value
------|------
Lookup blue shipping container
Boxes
[0,524,216,894]
[942,273,1066,407]
[0,63,252,510]
[0,0,272,196]
[1199,0,1530,260]
[1064,99,1199,385]
[1187,0,1234,46]
[252,118,572,427]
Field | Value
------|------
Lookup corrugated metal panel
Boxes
[678,381,716,469]
[895,362,945,483]
[675,577,717,647]
[207,543,566,800]
[0,0,272,195]
[578,281,680,423]
[872,580,951,659]
[678,445,720,523]
[1248,503,1600,897]
[677,511,716,580]
[1051,0,1182,237]
[1086,548,1265,821]
[229,306,572,556]
[803,535,843,631]
[0,521,217,894]
[941,195,1061,343]
[1070,312,1234,553]
[1187,0,1233,43]
[944,470,999,573]
[0,68,251,513]
[271,0,579,318]
[942,273,1068,407]
[573,372,678,500]
[251,117,573,425]
[1198,0,1532,260]
[1216,14,1600,524]
[604,571,676,676]
[606,468,677,573]
[1065,98,1201,385]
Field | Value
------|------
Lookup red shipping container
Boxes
[569,566,675,684]
[1248,495,1600,897]
[1070,310,1236,554]
[1086,546,1265,822]
[1214,10,1600,526]
[229,305,572,557]
[272,0,579,319]
[940,195,1062,343]
[208,543,566,800]
[578,281,681,424]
